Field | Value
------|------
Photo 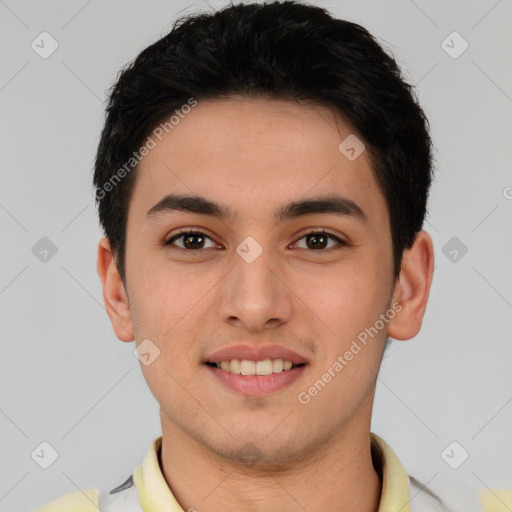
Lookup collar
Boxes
[133,432,412,512]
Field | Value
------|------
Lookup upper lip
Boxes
[204,344,309,364]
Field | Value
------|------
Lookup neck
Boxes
[158,415,382,512]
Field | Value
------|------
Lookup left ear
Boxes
[387,230,435,341]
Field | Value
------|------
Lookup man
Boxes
[32,1,462,510]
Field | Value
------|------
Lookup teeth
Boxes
[256,360,273,375]
[240,360,255,375]
[273,359,283,373]
[214,358,299,375]
[230,359,241,374]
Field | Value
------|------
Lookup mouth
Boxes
[204,360,308,397]
[204,360,307,375]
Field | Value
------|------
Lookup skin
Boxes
[97,96,434,512]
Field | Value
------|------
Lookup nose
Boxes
[216,238,293,332]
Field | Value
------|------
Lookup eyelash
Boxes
[163,229,348,252]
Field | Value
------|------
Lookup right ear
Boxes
[96,237,134,342]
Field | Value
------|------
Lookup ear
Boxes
[96,237,134,342]
[387,230,435,341]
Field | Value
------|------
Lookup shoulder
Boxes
[30,488,99,512]
[28,437,156,512]
[409,476,454,512]
[30,474,143,512]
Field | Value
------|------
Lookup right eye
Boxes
[164,229,219,251]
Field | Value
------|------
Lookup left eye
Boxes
[164,229,346,251]
[294,230,346,250]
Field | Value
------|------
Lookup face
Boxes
[105,96,405,466]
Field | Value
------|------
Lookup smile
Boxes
[206,358,305,375]
[205,361,308,397]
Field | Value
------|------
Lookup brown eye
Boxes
[165,230,217,250]
[294,230,347,250]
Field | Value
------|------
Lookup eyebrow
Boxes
[147,193,368,225]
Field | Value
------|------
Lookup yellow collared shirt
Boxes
[31,432,493,512]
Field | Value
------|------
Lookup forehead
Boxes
[130,96,387,229]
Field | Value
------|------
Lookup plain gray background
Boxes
[1,1,511,511]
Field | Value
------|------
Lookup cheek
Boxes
[128,260,212,363]
[131,267,198,395]
[307,268,389,399]
[127,255,181,337]
[301,262,390,337]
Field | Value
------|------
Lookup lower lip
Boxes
[205,364,307,397]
